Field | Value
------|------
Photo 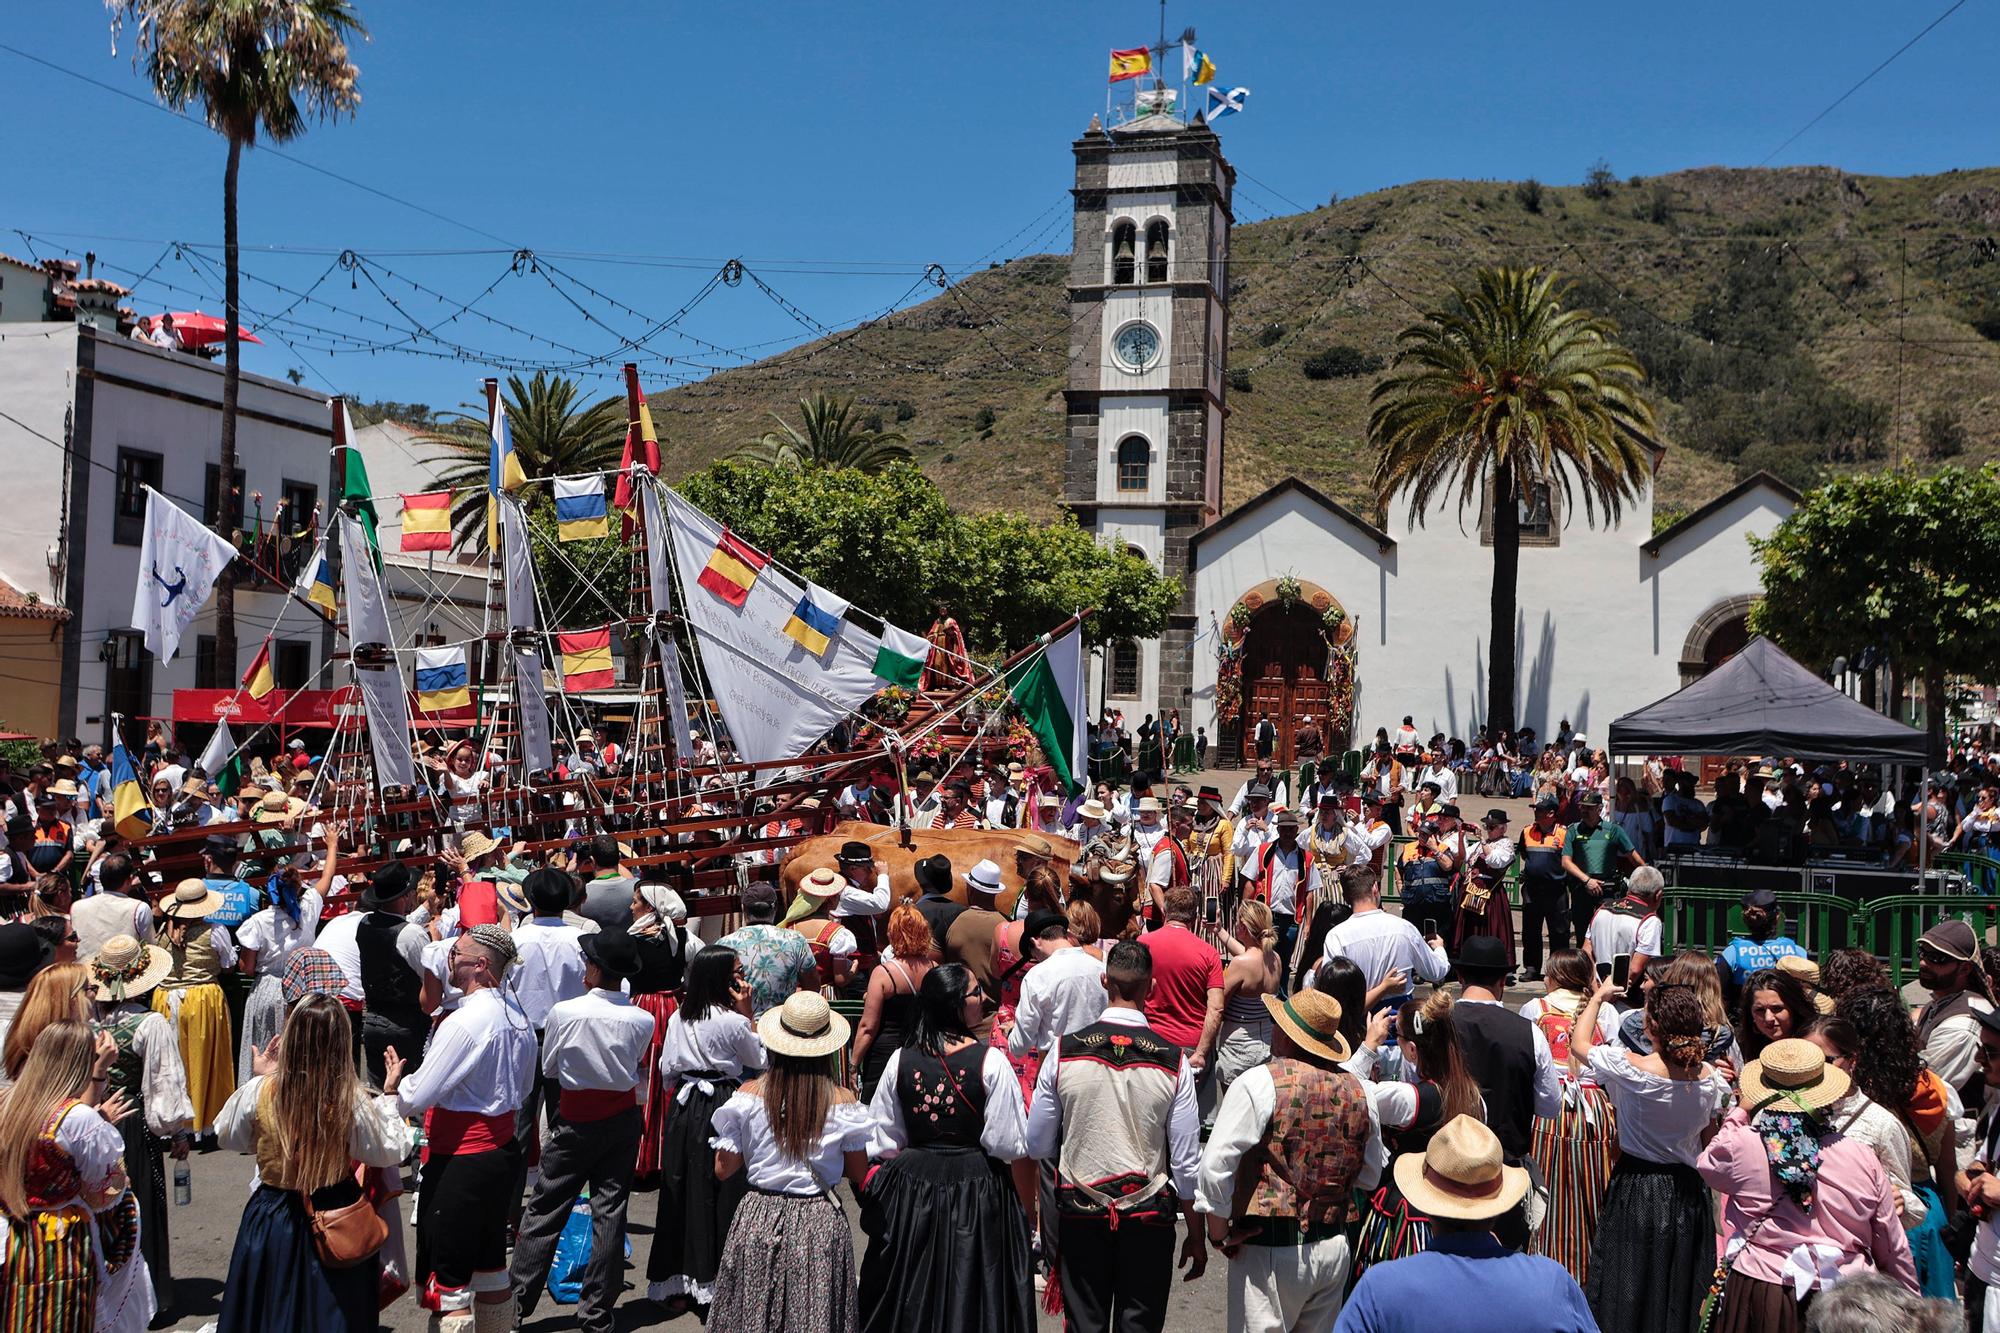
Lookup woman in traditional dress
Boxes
[151,878,236,1137]
[0,1020,148,1333]
[1572,975,1732,1333]
[629,879,693,1189]
[851,905,936,1103]
[647,945,764,1319]
[707,992,873,1333]
[214,993,413,1333]
[859,963,1033,1333]
[234,822,338,1088]
[87,936,191,1323]
[1517,949,1620,1285]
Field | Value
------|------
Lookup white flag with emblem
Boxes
[130,486,238,663]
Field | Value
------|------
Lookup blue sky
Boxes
[5,1,1995,407]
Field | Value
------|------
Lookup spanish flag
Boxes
[242,642,276,701]
[1109,47,1150,82]
[782,583,849,658]
[414,645,471,711]
[109,737,152,840]
[695,529,766,607]
[552,476,609,542]
[558,627,616,693]
[400,491,453,552]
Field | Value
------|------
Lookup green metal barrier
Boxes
[1940,851,2000,896]
[1661,886,1864,960]
[1857,896,2000,990]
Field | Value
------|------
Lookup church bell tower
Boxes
[1062,96,1233,729]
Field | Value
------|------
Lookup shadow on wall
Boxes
[1518,609,1555,735]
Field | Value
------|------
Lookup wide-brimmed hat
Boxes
[358,861,416,911]
[964,859,1003,897]
[176,776,205,798]
[1740,1037,1851,1114]
[1198,785,1223,803]
[913,854,952,896]
[50,778,81,798]
[460,830,500,861]
[161,877,223,919]
[87,933,173,1002]
[1775,956,1836,1015]
[1076,799,1109,822]
[1017,835,1054,859]
[1135,796,1163,815]
[580,928,643,980]
[495,879,532,921]
[1262,990,1352,1064]
[1273,808,1301,828]
[837,840,873,864]
[798,867,844,899]
[1483,808,1509,827]
[0,922,54,990]
[1392,1115,1531,1221]
[758,991,851,1059]
[53,755,79,772]
[253,791,307,824]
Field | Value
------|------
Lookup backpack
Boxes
[1534,1005,1577,1065]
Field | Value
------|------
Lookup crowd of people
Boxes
[0,720,1996,1333]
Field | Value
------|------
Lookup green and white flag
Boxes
[1006,620,1088,794]
[872,623,930,690]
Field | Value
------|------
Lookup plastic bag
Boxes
[546,1196,631,1305]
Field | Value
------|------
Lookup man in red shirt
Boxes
[1142,886,1224,1091]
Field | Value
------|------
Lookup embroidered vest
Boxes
[1052,1019,1181,1221]
[1232,1060,1370,1229]
[159,919,221,989]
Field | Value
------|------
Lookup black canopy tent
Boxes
[1607,635,1929,763]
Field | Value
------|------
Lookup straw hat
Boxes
[1392,1115,1531,1222]
[50,778,81,799]
[779,866,844,928]
[1017,835,1055,860]
[1076,799,1109,822]
[758,991,851,1059]
[1135,796,1163,815]
[1261,990,1353,1064]
[161,877,223,919]
[87,933,173,1002]
[253,791,307,824]
[1775,955,1836,1015]
[1740,1037,1851,1115]
[459,830,500,862]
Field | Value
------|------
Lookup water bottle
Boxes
[173,1158,191,1206]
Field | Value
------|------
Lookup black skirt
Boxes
[858,1144,1034,1333]
[117,1111,173,1315]
[647,1075,747,1310]
[1583,1155,1715,1333]
[217,1182,379,1333]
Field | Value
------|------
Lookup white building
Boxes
[1059,106,1794,765]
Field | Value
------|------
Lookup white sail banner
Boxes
[497,498,554,776]
[640,482,696,766]
[337,512,414,790]
[664,489,886,765]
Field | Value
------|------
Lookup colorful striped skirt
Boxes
[1528,1078,1617,1284]
[0,1204,98,1333]
[632,990,678,1186]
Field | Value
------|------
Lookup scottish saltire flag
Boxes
[414,646,472,711]
[1207,85,1250,120]
[872,623,929,689]
[782,583,849,658]
[293,540,337,614]
[109,736,152,840]
[130,486,237,663]
[552,477,610,542]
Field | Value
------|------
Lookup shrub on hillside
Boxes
[1302,345,1384,381]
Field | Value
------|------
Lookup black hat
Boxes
[1022,909,1068,939]
[580,928,643,981]
[838,840,872,864]
[1577,790,1604,808]
[0,923,53,990]
[1198,785,1223,803]
[1317,788,1342,804]
[1533,795,1559,813]
[1455,934,1510,974]
[914,854,952,896]
[203,832,240,856]
[1438,803,1461,820]
[1483,809,1509,826]
[1742,888,1779,911]
[359,861,416,910]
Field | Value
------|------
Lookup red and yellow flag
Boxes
[558,627,616,693]
[242,642,275,701]
[1109,47,1151,82]
[399,491,453,552]
[695,529,767,607]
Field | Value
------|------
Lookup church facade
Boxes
[1061,109,1794,764]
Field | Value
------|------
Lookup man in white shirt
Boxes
[1248,809,1308,979]
[830,841,893,954]
[1131,795,1169,866]
[836,772,885,823]
[1582,865,1665,996]
[1316,866,1448,999]
[509,868,589,1189]
[1416,752,1458,802]
[982,767,1023,830]
[1067,797,1114,845]
[1230,763,1289,818]
[392,924,537,1327]
[1008,911,1108,1058]
[511,929,657,1333]
[1230,786,1278,898]
[903,769,942,829]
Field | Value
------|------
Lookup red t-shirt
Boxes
[1141,923,1224,1051]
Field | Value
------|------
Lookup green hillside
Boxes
[649,165,2000,520]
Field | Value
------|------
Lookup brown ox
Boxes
[777,821,1082,923]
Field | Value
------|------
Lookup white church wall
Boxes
[1098,289,1174,393]
[1094,508,1164,724]
[1095,396,1168,504]
[1643,486,1792,674]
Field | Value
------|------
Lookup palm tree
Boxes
[736,394,912,472]
[107,0,365,680]
[418,372,627,553]
[1369,266,1657,734]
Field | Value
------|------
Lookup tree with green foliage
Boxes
[418,373,626,553]
[677,461,1177,654]
[1371,266,1656,733]
[1749,466,2000,757]
[736,394,912,473]
[107,0,366,683]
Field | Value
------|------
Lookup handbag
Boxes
[302,1174,390,1269]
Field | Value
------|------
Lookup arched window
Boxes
[1145,220,1170,283]
[1110,640,1141,698]
[1116,436,1150,492]
[1111,220,1137,286]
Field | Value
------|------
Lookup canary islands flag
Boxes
[109,736,152,840]
[400,492,453,552]
[695,529,766,607]
[241,642,276,701]
[1109,47,1150,82]
[293,542,337,615]
[414,645,472,711]
[782,583,849,658]
[552,476,609,542]
[487,404,527,549]
[558,627,616,693]
[1182,40,1215,85]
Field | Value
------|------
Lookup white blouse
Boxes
[710,1091,872,1195]
[216,1075,414,1168]
[659,1010,766,1081]
[235,889,325,978]
[103,1003,195,1138]
[1584,1044,1731,1165]
[864,1046,1029,1162]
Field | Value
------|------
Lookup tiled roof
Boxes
[0,578,70,622]
[0,252,40,271]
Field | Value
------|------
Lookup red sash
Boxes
[557,1088,638,1123]
[423,1108,515,1161]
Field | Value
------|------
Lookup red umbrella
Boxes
[154,311,264,349]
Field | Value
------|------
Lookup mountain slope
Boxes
[649,165,2000,521]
